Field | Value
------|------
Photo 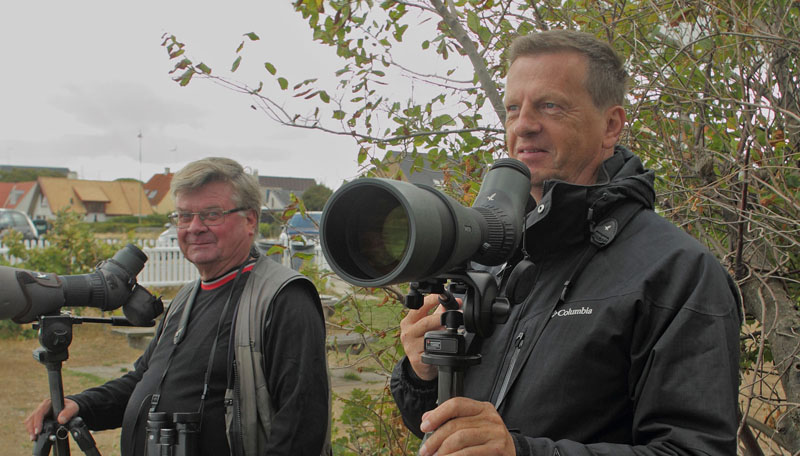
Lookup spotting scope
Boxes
[0,243,163,326]
[320,158,531,287]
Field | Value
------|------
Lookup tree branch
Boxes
[429,0,507,125]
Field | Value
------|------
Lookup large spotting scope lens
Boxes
[321,158,531,287]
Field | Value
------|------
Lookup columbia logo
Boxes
[551,307,593,318]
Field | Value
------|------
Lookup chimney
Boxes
[165,167,170,175]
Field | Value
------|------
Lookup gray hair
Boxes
[508,29,628,109]
[170,157,262,212]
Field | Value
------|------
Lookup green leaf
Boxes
[231,56,242,72]
[432,114,454,130]
[467,11,480,33]
[477,26,491,45]
[196,63,212,75]
[264,62,277,75]
[177,69,194,87]
[333,110,346,120]
[278,77,289,90]
[244,32,260,41]
[173,58,192,71]
[394,23,408,41]
[319,91,331,103]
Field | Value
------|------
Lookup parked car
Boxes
[284,211,322,241]
[0,209,39,241]
[32,219,50,237]
[276,211,323,271]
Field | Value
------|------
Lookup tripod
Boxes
[31,313,150,456]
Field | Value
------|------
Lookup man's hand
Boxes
[24,398,79,441]
[418,397,515,456]
[400,293,454,381]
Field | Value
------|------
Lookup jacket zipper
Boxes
[228,362,246,456]
[494,331,525,409]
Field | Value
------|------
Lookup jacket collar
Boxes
[524,146,655,257]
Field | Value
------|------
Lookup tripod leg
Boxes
[419,366,462,455]
[67,417,101,456]
[45,362,66,418]
[32,420,55,456]
[437,366,461,405]
[32,418,70,456]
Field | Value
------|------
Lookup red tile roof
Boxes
[0,181,36,209]
[144,173,173,205]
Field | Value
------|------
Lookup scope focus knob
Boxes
[404,290,424,310]
[491,297,511,325]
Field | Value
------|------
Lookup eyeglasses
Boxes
[168,207,246,228]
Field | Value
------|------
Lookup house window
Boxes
[9,189,22,205]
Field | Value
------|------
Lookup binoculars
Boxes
[146,412,201,456]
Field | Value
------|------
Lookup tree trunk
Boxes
[740,260,800,453]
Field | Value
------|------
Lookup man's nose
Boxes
[513,104,542,137]
[185,214,208,232]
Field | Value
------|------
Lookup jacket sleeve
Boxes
[261,282,329,455]
[511,271,742,455]
[390,356,439,438]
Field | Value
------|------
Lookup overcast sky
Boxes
[0,1,366,189]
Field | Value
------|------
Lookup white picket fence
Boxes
[136,245,201,287]
[0,239,328,288]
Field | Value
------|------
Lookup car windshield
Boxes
[288,212,321,229]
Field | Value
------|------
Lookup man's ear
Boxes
[246,209,259,235]
[602,105,627,149]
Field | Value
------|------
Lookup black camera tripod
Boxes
[31,313,151,456]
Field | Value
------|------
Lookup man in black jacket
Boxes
[391,30,741,455]
[25,157,330,456]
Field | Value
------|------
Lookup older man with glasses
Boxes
[25,157,331,456]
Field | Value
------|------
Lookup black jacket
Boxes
[391,147,742,455]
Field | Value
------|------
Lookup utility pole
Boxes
[138,130,143,225]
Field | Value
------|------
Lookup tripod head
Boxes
[402,267,517,405]
[405,267,512,338]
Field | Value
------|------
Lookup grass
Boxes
[64,369,106,386]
